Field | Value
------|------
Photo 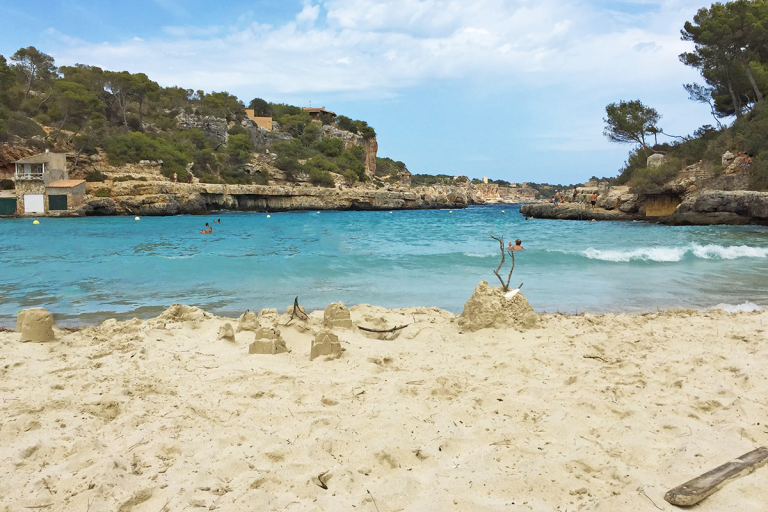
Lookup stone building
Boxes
[244,109,273,131]
[11,151,85,215]
[302,106,337,122]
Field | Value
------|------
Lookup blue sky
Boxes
[1,0,717,184]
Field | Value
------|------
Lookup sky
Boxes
[0,0,718,184]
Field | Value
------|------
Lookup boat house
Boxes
[302,106,336,122]
[7,151,86,215]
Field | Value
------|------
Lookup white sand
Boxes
[1,300,767,511]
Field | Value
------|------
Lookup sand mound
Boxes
[17,308,56,342]
[217,323,235,342]
[458,280,539,332]
[156,304,211,324]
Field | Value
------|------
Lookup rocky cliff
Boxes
[75,181,478,217]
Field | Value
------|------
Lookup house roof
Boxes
[302,107,337,116]
[47,180,85,188]
[14,153,62,164]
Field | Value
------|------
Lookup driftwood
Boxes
[488,231,516,292]
[358,324,410,333]
[286,296,309,326]
[664,446,768,506]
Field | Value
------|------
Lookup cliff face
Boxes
[77,181,475,217]
[362,136,377,181]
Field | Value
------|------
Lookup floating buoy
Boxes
[389,211,393,214]
[449,211,453,214]
[135,216,140,221]
[33,220,39,225]
[266,215,271,218]
[501,210,505,213]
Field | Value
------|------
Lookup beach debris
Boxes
[217,323,236,343]
[237,310,259,332]
[488,231,516,292]
[458,281,539,332]
[664,446,768,506]
[312,471,330,489]
[358,324,410,334]
[310,330,342,361]
[17,308,56,343]
[248,327,290,355]
[286,296,309,326]
[323,302,353,329]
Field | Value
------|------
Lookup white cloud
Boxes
[296,4,321,25]
[44,0,704,100]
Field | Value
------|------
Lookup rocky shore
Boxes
[75,182,480,216]
[520,187,768,226]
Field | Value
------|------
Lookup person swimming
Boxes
[508,239,524,251]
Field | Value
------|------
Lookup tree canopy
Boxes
[603,100,661,154]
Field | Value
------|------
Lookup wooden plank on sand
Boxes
[664,446,768,507]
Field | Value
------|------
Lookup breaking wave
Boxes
[710,302,764,313]
[578,244,768,262]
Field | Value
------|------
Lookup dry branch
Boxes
[286,296,309,326]
[488,231,516,292]
[358,324,410,333]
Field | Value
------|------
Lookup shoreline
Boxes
[3,287,767,511]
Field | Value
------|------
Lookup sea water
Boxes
[2,205,768,325]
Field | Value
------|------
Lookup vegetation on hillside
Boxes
[606,0,768,192]
[0,47,379,186]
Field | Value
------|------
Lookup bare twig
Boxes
[488,231,516,291]
[286,296,309,326]
[367,490,381,512]
[638,487,663,510]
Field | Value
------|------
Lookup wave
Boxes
[710,302,764,313]
[577,244,768,263]
[462,252,497,258]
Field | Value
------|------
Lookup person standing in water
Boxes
[508,239,524,251]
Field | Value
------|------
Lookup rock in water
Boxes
[323,302,353,329]
[248,327,289,355]
[217,323,236,343]
[458,281,539,332]
[237,310,259,332]
[18,308,56,342]
[310,330,342,361]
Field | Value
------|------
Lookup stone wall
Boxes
[14,180,45,214]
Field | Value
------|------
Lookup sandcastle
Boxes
[248,327,289,354]
[323,302,353,329]
[310,329,342,361]
[16,308,56,342]
[247,308,289,354]
[458,281,540,332]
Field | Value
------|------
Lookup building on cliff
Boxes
[7,151,85,215]
[302,107,336,122]
[244,109,272,131]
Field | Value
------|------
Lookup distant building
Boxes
[482,176,489,184]
[8,151,85,215]
[244,109,273,131]
[302,106,337,122]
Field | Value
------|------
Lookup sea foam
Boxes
[580,244,768,262]
[710,302,764,313]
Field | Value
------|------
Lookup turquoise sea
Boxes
[2,205,768,326]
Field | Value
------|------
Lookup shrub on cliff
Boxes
[85,170,107,182]
[249,98,271,117]
[748,151,768,190]
[629,164,680,194]
[273,138,317,160]
[226,134,253,164]
[198,91,245,121]
[343,169,358,183]
[95,188,111,197]
[309,168,335,187]
[105,131,189,181]
[337,151,366,181]
[375,157,407,177]
[313,137,344,157]
[0,178,14,190]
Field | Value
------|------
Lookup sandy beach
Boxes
[2,284,767,512]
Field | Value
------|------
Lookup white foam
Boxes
[580,244,768,263]
[463,252,497,258]
[710,302,764,313]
